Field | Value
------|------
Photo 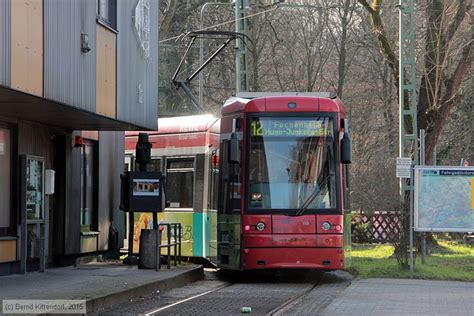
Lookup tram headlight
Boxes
[322,221,331,231]
[256,222,265,231]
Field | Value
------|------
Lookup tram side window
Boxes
[166,158,194,209]
[218,140,241,214]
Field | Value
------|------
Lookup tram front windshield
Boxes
[248,116,336,210]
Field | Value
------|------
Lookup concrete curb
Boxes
[86,265,204,313]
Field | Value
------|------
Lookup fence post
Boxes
[167,224,171,269]
[173,224,178,266]
[156,228,161,271]
[178,224,182,264]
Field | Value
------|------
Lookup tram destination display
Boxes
[250,117,332,138]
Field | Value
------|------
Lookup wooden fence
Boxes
[352,211,401,243]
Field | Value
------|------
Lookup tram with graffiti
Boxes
[217,93,352,270]
[124,114,220,260]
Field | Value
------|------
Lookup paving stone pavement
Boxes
[0,261,202,314]
[322,278,474,316]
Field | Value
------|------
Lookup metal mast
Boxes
[399,0,418,275]
[235,0,249,92]
[399,0,418,196]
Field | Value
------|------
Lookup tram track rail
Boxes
[142,283,232,315]
[267,282,319,316]
[142,271,323,316]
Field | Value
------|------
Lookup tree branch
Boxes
[357,0,399,99]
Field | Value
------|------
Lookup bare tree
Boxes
[358,0,472,268]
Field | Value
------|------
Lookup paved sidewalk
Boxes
[0,261,203,314]
[323,278,474,316]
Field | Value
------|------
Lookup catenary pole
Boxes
[399,0,418,277]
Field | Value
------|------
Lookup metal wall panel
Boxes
[43,0,96,112]
[98,131,124,250]
[96,25,116,118]
[11,0,43,96]
[117,0,159,130]
[64,132,82,255]
[0,0,11,86]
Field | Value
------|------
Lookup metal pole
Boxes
[156,229,160,271]
[199,2,233,106]
[178,224,182,264]
[128,212,134,257]
[167,225,171,269]
[199,3,210,107]
[173,224,178,266]
[420,129,426,264]
[399,0,418,274]
[153,213,158,230]
[235,0,248,92]
[409,165,414,277]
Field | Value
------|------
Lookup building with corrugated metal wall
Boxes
[0,0,159,275]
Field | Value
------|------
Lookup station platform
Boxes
[0,261,203,314]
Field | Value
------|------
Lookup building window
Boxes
[97,0,117,30]
[166,158,194,209]
[81,140,98,232]
[0,127,12,235]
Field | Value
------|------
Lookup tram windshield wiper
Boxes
[290,176,330,217]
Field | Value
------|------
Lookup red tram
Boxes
[217,93,352,270]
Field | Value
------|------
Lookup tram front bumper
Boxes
[241,247,345,270]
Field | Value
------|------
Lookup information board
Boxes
[414,166,474,232]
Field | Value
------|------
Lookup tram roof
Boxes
[125,114,220,137]
[222,93,345,115]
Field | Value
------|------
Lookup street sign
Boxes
[396,157,412,178]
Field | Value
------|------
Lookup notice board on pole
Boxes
[414,166,474,232]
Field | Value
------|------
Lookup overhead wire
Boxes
[159,6,278,44]
[160,3,363,45]
[160,2,361,113]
